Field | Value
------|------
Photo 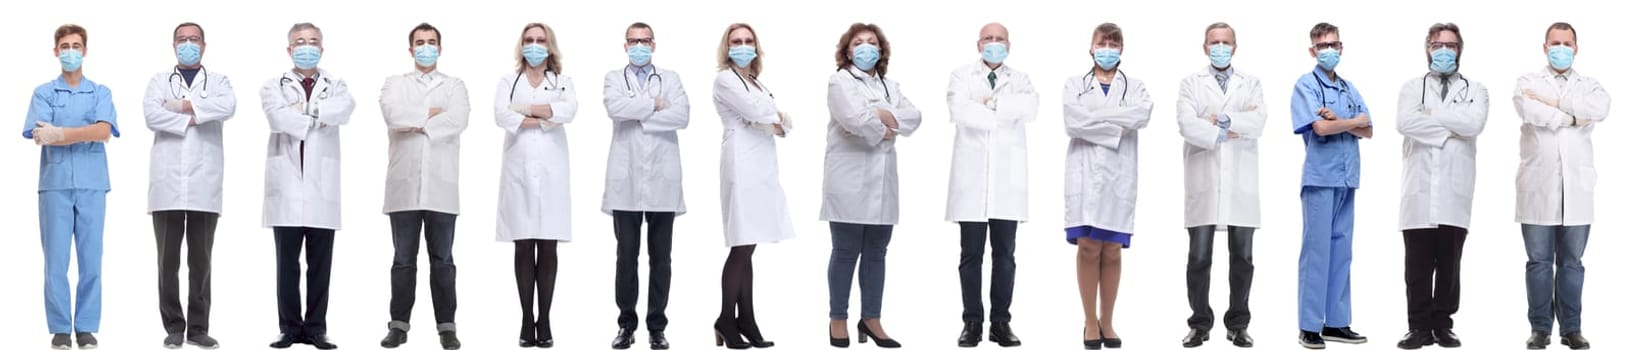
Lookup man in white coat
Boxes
[946,22,1037,348]
[377,23,469,350]
[1393,23,1488,350]
[260,22,353,350]
[1513,22,1609,350]
[143,22,233,350]
[601,22,688,350]
[1175,22,1266,349]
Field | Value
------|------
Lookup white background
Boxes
[0,0,1626,349]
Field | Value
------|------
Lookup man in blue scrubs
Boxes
[1290,22,1371,350]
[25,24,121,350]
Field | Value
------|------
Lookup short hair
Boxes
[1309,22,1339,41]
[833,23,892,76]
[54,24,86,46]
[1546,22,1577,42]
[1093,23,1124,45]
[1204,22,1235,43]
[287,22,322,44]
[716,23,763,76]
[174,22,204,41]
[1426,22,1463,48]
[627,22,653,39]
[409,22,440,45]
[514,23,563,73]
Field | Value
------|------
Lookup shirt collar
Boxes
[1212,66,1234,79]
[52,75,97,92]
[1545,66,1575,81]
[847,65,881,81]
[1311,66,1345,89]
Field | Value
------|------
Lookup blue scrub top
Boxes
[24,75,121,192]
[1290,66,1369,189]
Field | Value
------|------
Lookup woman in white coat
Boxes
[1062,23,1151,349]
[821,23,921,349]
[711,22,792,349]
[494,23,577,348]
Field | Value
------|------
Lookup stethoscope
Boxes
[1420,72,1473,105]
[731,69,773,98]
[1312,72,1361,114]
[279,75,332,101]
[844,68,891,102]
[509,70,565,103]
[168,66,209,99]
[1077,69,1129,102]
[622,65,662,98]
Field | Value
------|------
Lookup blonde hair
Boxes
[716,23,763,76]
[515,23,563,73]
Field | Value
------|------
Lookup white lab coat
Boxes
[821,66,924,225]
[601,65,690,215]
[945,62,1038,223]
[380,70,470,215]
[713,69,795,247]
[495,71,577,242]
[1397,72,1489,230]
[1062,71,1153,233]
[260,69,355,230]
[1512,67,1611,226]
[1175,67,1267,230]
[144,67,236,213]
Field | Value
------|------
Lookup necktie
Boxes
[1439,76,1450,102]
[1215,74,1229,94]
[299,77,316,171]
[987,71,997,89]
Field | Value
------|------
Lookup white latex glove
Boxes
[509,103,532,116]
[777,111,793,132]
[33,121,65,145]
[164,99,185,113]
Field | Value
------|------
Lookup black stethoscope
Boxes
[279,75,331,100]
[168,66,208,99]
[509,70,565,102]
[844,67,891,102]
[1077,69,1129,102]
[1312,72,1361,113]
[731,69,773,98]
[622,65,662,98]
[1420,72,1473,105]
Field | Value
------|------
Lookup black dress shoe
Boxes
[611,328,636,349]
[309,335,338,350]
[988,322,1022,347]
[269,334,299,349]
[381,329,409,348]
[1561,332,1590,350]
[1300,331,1326,349]
[856,320,901,348]
[1396,329,1434,349]
[1182,328,1208,348]
[1526,331,1549,350]
[1433,329,1460,348]
[649,331,669,350]
[1226,329,1253,348]
[1321,327,1368,344]
[956,321,981,348]
[440,331,462,350]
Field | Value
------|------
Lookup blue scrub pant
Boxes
[40,189,106,334]
[1298,186,1354,332]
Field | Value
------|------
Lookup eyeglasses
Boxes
[625,37,653,46]
[1313,41,1343,50]
[1428,41,1460,50]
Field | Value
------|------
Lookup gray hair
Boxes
[1205,22,1235,43]
[287,22,322,44]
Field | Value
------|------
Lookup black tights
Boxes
[515,239,558,341]
[718,245,761,336]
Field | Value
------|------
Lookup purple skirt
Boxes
[1066,226,1131,248]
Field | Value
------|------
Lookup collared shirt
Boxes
[632,64,654,88]
[1290,66,1371,188]
[1213,66,1234,93]
[23,75,122,191]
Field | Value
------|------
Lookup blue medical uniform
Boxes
[24,76,121,334]
[1289,67,1369,332]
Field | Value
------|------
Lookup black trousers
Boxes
[958,220,1017,323]
[1404,225,1467,330]
[273,227,336,337]
[153,210,219,336]
[612,211,675,332]
[1185,225,1255,331]
[388,210,458,330]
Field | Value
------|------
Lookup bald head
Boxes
[977,22,1009,52]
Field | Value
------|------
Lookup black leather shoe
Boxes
[956,321,981,348]
[649,331,669,350]
[830,325,849,348]
[1300,331,1326,349]
[988,322,1022,347]
[1526,331,1549,350]
[1396,330,1434,349]
[381,329,409,348]
[1561,332,1589,350]
[1101,329,1121,349]
[611,328,636,349]
[1321,327,1368,344]
[1226,329,1253,348]
[439,331,462,350]
[1182,329,1208,348]
[269,334,299,349]
[308,335,338,350]
[857,320,901,348]
[1083,327,1102,350]
[1433,329,1460,348]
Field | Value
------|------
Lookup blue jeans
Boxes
[828,222,893,320]
[1520,224,1590,334]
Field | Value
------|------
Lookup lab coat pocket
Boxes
[321,158,340,202]
[1575,167,1596,193]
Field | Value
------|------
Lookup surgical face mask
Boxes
[292,45,322,70]
[414,45,439,68]
[1209,44,1233,69]
[1093,48,1121,70]
[1548,45,1574,71]
[728,45,757,68]
[1316,48,1341,71]
[851,43,881,71]
[522,44,549,67]
[176,42,202,67]
[1429,48,1458,74]
[981,42,1008,64]
[58,49,84,72]
[627,44,652,66]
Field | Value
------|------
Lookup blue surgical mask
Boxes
[176,42,202,67]
[1316,48,1341,71]
[728,45,757,68]
[414,45,439,68]
[1209,44,1233,69]
[522,44,550,67]
[1093,48,1121,70]
[981,42,1008,64]
[292,45,322,70]
[59,49,84,72]
[627,44,652,66]
[852,43,880,71]
[1429,48,1458,74]
[1548,45,1574,71]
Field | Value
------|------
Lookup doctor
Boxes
[1393,23,1488,350]
[1513,22,1608,350]
[260,22,354,350]
[1063,23,1152,350]
[1291,22,1372,350]
[947,22,1036,348]
[601,21,689,350]
[27,23,118,350]
[143,21,233,350]
[495,22,577,349]
[712,22,792,349]
[822,22,922,349]
[377,22,470,350]
[1175,22,1265,349]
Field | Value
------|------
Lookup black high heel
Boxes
[537,321,554,348]
[1101,329,1121,349]
[856,320,901,348]
[737,318,775,348]
[519,321,538,348]
[714,320,752,349]
[830,323,850,348]
[1083,327,1103,350]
